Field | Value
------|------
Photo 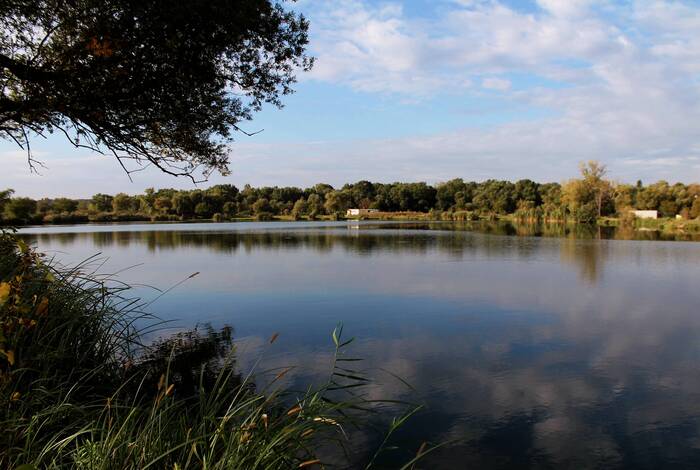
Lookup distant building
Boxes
[346,208,379,217]
[630,210,658,219]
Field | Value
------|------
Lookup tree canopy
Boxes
[1,0,312,178]
[3,168,699,226]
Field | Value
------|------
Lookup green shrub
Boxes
[254,212,274,221]
[43,212,90,224]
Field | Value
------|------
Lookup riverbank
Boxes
[5,210,700,238]
[352,212,700,236]
[596,216,700,234]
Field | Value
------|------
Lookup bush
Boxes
[451,211,479,221]
[254,212,274,221]
[572,202,598,224]
[43,212,90,224]
[150,214,180,222]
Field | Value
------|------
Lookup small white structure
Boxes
[346,208,379,217]
[630,210,658,219]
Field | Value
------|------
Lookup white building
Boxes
[630,210,658,219]
[346,208,379,217]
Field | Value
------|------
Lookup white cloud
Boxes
[4,0,700,195]
[482,77,512,90]
[536,0,595,18]
[306,0,623,93]
[298,0,700,182]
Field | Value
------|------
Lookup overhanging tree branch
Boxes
[0,0,312,180]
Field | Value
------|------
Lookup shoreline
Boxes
[7,212,700,237]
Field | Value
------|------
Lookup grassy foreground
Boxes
[0,231,433,469]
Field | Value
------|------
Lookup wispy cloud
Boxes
[4,0,700,196]
[298,0,700,183]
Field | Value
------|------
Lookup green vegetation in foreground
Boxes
[2,161,699,227]
[0,232,435,469]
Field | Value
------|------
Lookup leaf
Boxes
[35,297,49,316]
[16,239,29,254]
[2,350,16,366]
[16,465,38,470]
[0,282,9,306]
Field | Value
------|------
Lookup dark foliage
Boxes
[1,0,312,178]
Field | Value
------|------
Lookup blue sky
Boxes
[3,0,700,198]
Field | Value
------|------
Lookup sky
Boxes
[3,0,700,198]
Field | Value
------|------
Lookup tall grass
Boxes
[0,231,435,469]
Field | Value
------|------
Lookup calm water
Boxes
[18,221,700,468]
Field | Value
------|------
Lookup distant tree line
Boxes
[2,162,699,225]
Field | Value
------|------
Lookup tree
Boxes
[171,193,194,218]
[473,180,515,214]
[3,197,37,222]
[52,197,78,213]
[613,184,635,215]
[659,200,678,218]
[306,194,323,216]
[252,198,272,215]
[0,189,14,217]
[1,0,312,179]
[90,194,113,212]
[194,202,212,218]
[36,198,52,214]
[154,197,172,214]
[111,193,133,213]
[324,191,350,214]
[690,198,700,219]
[514,179,541,207]
[579,161,612,218]
[222,201,237,218]
[344,181,375,208]
[561,179,593,222]
[291,198,308,218]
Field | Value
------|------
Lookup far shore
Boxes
[8,211,700,236]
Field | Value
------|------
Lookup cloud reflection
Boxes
[18,222,700,468]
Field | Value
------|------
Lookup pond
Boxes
[17,221,700,468]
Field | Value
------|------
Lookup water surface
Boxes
[18,221,700,468]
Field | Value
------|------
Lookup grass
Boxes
[634,217,700,233]
[0,230,438,469]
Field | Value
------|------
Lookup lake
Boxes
[17,221,700,468]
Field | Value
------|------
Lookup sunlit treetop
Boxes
[0,0,313,180]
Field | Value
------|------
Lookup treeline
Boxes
[2,162,699,225]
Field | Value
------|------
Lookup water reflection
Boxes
[21,222,700,286]
[17,222,700,468]
[21,220,700,247]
